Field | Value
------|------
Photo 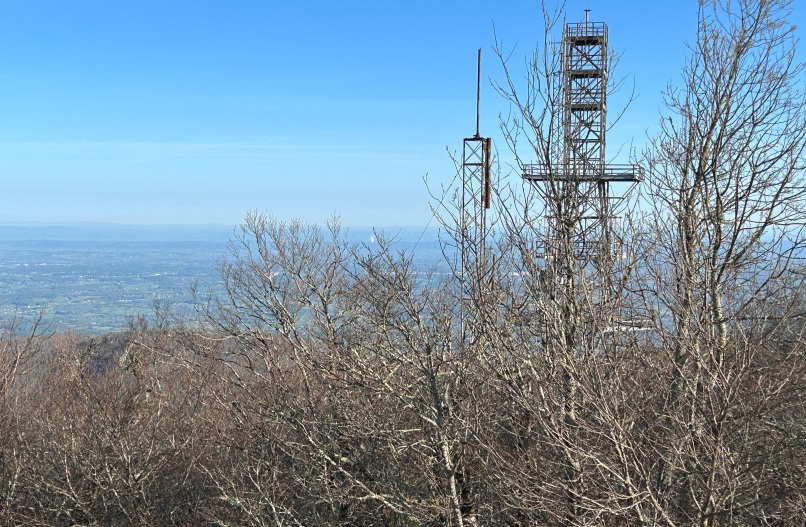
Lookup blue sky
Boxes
[0,1,802,226]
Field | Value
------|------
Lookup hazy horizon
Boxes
[0,222,443,245]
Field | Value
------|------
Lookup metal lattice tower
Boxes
[461,49,492,286]
[523,11,641,267]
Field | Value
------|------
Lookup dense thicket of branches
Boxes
[1,1,805,525]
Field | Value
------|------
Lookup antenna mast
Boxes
[475,47,482,138]
[460,49,493,337]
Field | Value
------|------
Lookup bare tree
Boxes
[193,212,494,526]
[0,313,47,525]
[636,0,806,524]
[470,1,649,524]
[13,324,213,526]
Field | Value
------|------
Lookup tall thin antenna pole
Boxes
[461,47,493,347]
[475,48,482,138]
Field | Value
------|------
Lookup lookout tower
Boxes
[523,10,641,268]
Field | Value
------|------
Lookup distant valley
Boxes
[0,223,443,333]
